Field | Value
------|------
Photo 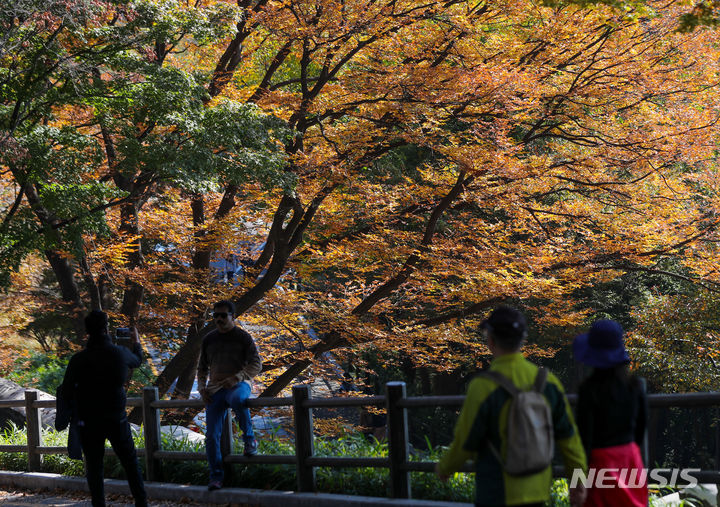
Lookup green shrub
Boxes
[39,427,85,476]
[314,432,389,496]
[153,430,206,484]
[410,439,474,502]
[0,423,30,472]
[7,353,68,393]
[548,479,569,507]
[0,424,84,476]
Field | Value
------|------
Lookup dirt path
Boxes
[0,488,246,506]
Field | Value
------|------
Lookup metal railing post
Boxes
[24,390,41,471]
[142,387,162,481]
[386,381,410,499]
[293,384,315,492]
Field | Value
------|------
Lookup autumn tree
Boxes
[0,0,288,347]
[3,0,720,403]
[626,288,720,392]
[193,0,720,397]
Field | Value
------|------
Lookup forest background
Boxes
[3,0,720,443]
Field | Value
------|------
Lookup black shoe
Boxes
[208,480,222,491]
[244,437,258,457]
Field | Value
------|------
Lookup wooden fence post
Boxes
[386,381,410,499]
[142,387,162,481]
[24,390,41,472]
[293,384,315,492]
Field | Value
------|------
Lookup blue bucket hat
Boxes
[573,319,630,368]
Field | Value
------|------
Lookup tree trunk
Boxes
[98,273,113,311]
[44,249,86,345]
[171,324,204,400]
[259,359,312,398]
[190,193,211,269]
[128,323,209,423]
[154,326,206,392]
[79,255,101,311]
[119,202,144,322]
[170,194,209,400]
[173,358,200,400]
[22,183,87,345]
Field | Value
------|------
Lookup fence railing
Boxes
[2,385,720,499]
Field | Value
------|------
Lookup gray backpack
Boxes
[482,368,554,476]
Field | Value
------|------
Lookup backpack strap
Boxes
[533,367,549,393]
[482,368,549,394]
[481,370,520,396]
[480,370,519,469]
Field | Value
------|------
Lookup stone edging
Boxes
[0,471,472,507]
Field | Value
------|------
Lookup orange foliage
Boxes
[3,0,720,395]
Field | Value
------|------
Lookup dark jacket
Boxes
[55,383,82,459]
[576,368,648,457]
[60,334,143,423]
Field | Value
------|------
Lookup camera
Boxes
[114,327,132,346]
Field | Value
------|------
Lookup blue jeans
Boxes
[205,382,254,482]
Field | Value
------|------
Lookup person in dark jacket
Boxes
[197,299,262,491]
[59,310,147,507]
[574,319,648,507]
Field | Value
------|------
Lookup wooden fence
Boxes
[2,384,720,499]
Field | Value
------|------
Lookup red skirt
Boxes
[584,442,648,507]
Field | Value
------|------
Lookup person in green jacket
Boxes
[435,306,587,507]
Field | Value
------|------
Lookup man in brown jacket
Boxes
[197,299,262,490]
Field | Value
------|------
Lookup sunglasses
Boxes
[213,312,231,319]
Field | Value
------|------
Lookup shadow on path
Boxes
[0,488,237,507]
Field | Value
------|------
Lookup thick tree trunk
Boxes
[173,358,200,400]
[190,193,211,269]
[22,183,87,345]
[156,328,205,391]
[171,193,219,399]
[171,324,204,400]
[119,202,144,321]
[259,359,312,398]
[166,195,212,401]
[45,249,86,345]
[120,281,144,323]
[98,273,113,311]
[79,255,101,311]
[128,323,209,423]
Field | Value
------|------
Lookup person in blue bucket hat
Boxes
[573,319,630,368]
[573,320,648,507]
